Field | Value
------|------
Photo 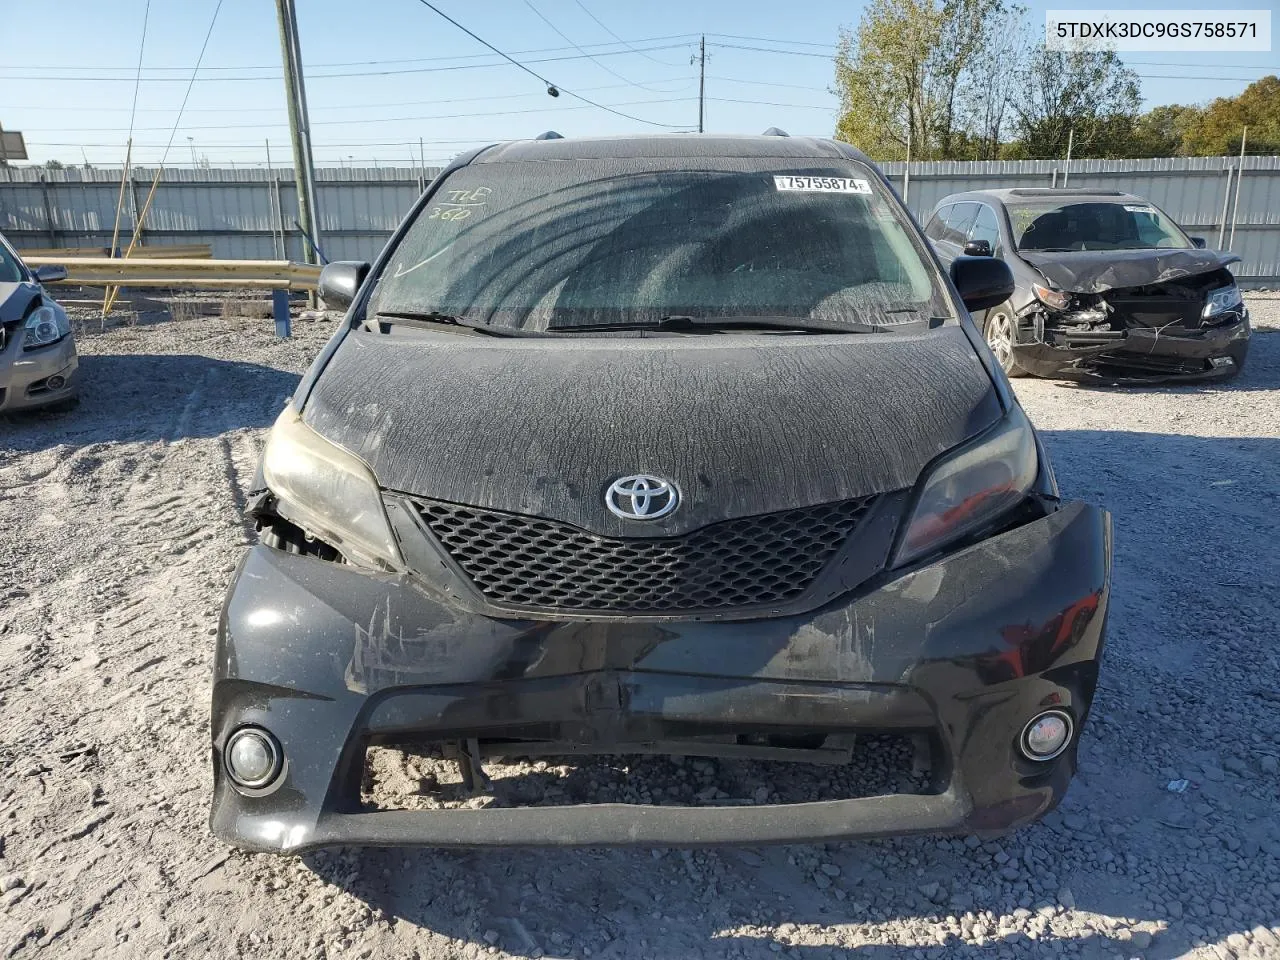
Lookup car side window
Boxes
[924,205,951,242]
[941,203,978,245]
[969,204,1001,253]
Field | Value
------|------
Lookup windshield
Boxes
[366,156,950,332]
[1010,200,1191,252]
[0,238,24,283]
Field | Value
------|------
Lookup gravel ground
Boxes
[1,297,1278,959]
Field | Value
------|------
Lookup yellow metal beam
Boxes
[25,256,323,291]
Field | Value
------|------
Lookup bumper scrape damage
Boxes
[212,491,1111,852]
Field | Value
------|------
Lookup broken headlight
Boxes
[23,304,70,349]
[892,407,1038,567]
[261,408,402,569]
[1202,283,1243,320]
[1031,283,1070,312]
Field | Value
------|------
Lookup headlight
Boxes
[23,304,70,349]
[261,408,402,569]
[892,407,1039,567]
[1031,283,1070,311]
[1203,283,1242,319]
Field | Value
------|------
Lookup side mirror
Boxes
[318,260,370,310]
[1190,236,1207,249]
[951,255,1015,313]
[33,264,68,284]
[962,239,993,257]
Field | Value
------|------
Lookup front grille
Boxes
[409,496,876,612]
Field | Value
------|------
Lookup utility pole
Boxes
[275,0,321,270]
[697,35,706,133]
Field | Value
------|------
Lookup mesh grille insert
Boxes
[409,496,876,612]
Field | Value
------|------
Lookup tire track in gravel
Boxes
[4,306,1280,960]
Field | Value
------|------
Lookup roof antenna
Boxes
[534,131,564,140]
[762,127,789,137]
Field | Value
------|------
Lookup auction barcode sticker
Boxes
[775,176,872,194]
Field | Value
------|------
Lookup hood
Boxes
[1018,249,1240,294]
[0,281,40,322]
[301,327,1001,538]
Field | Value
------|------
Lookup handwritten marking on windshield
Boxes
[427,185,492,223]
[392,246,451,279]
[394,187,494,276]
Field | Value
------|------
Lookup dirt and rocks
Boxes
[1,297,1278,959]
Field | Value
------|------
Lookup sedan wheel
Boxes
[984,305,1026,377]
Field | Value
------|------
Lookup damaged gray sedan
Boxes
[0,233,77,413]
[926,189,1250,383]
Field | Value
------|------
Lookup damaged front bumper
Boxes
[1012,308,1250,384]
[211,499,1112,852]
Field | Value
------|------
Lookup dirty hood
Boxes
[301,326,1001,537]
[1019,249,1240,294]
[0,281,40,322]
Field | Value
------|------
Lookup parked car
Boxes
[211,134,1112,853]
[0,234,76,413]
[924,189,1250,383]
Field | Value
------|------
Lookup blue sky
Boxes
[3,0,1276,168]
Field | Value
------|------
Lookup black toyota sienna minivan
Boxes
[211,134,1112,853]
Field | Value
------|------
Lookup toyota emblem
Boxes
[605,475,679,521]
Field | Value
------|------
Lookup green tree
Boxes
[1181,76,1280,155]
[1129,104,1201,157]
[1009,47,1142,158]
[833,0,1011,161]
[957,4,1030,159]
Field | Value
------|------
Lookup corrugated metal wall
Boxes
[0,165,440,263]
[1,157,1276,283]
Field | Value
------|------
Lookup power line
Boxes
[0,43,694,83]
[0,34,700,73]
[706,74,831,92]
[522,0,666,92]
[29,97,699,133]
[407,0,690,129]
[706,41,831,59]
[571,0,687,66]
[124,0,152,146]
[157,0,224,167]
[707,39,1278,78]
[707,33,836,49]
[23,78,695,114]
[708,97,833,111]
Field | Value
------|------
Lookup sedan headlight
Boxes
[1031,283,1070,312]
[261,408,402,569]
[892,407,1039,567]
[23,304,70,349]
[1202,283,1243,320]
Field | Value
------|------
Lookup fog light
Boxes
[225,728,282,788]
[1020,710,1073,761]
[46,375,66,390]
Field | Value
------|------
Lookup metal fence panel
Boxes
[1,157,1276,284]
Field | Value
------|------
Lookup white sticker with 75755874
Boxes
[774,175,872,194]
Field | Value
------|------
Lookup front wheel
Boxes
[983,303,1027,378]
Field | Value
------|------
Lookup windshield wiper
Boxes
[546,315,885,334]
[371,311,539,337]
